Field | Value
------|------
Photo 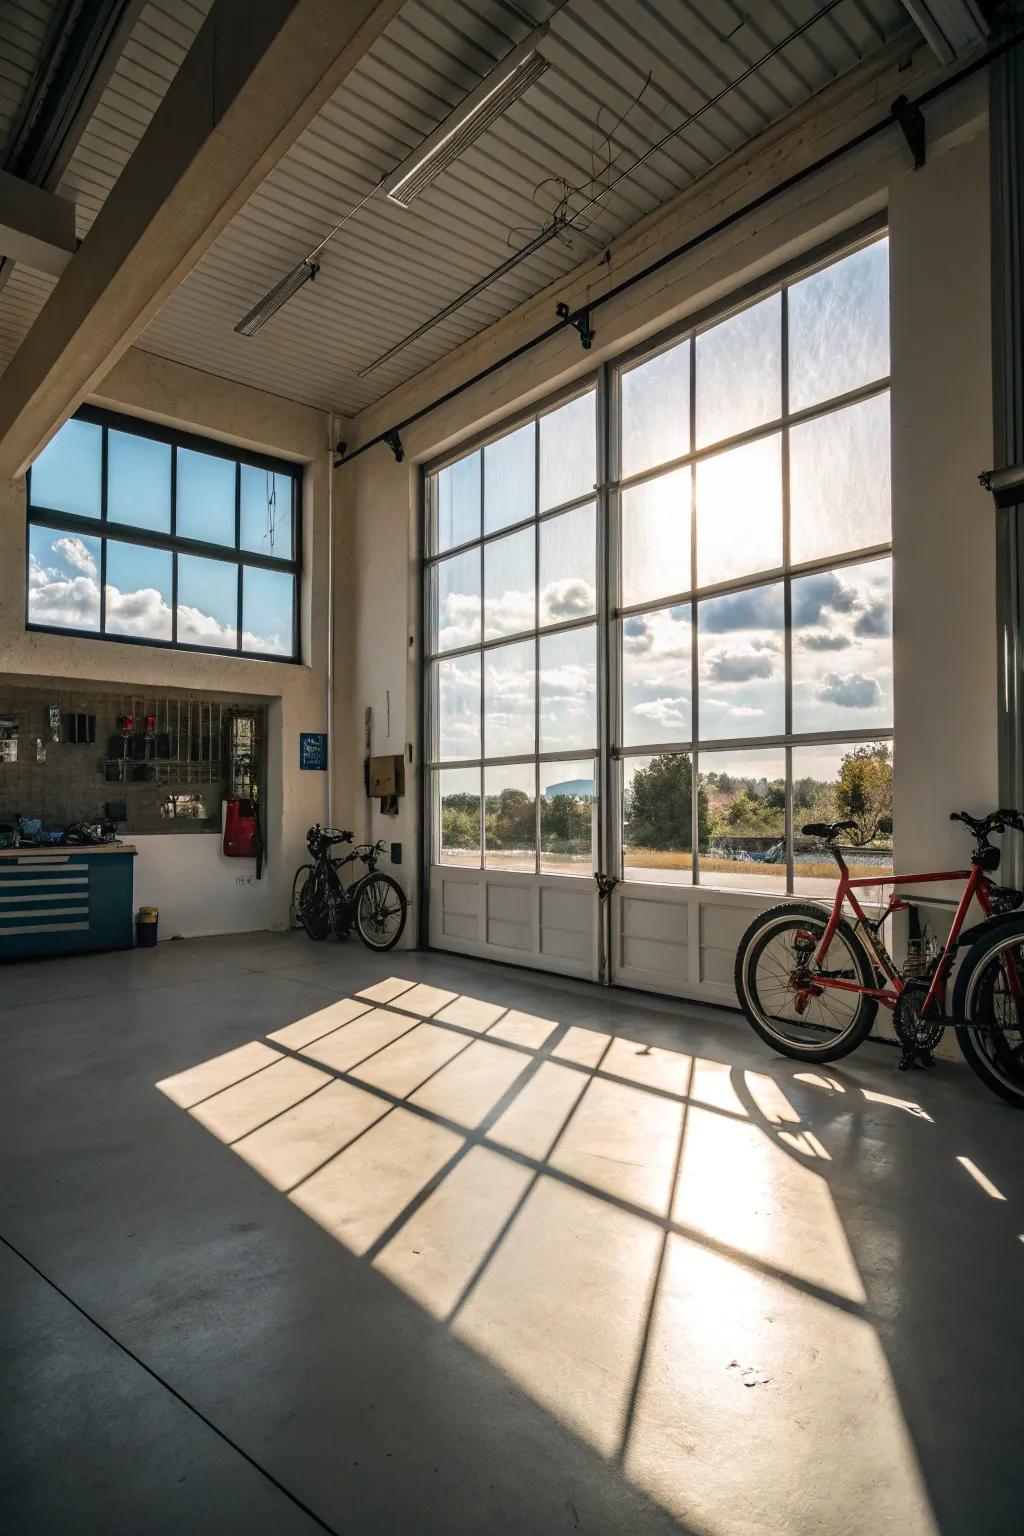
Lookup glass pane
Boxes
[621,338,690,478]
[436,547,480,654]
[695,432,782,585]
[29,418,101,518]
[696,293,781,449]
[698,581,785,740]
[540,625,596,753]
[539,501,596,627]
[105,541,172,640]
[436,452,480,552]
[484,422,534,533]
[699,748,786,893]
[540,758,595,876]
[107,429,171,533]
[436,767,481,867]
[621,467,690,608]
[176,553,238,649]
[623,752,693,884]
[437,654,481,761]
[484,762,536,872]
[792,558,892,733]
[788,238,890,412]
[485,639,535,757]
[243,566,294,655]
[790,392,891,563]
[622,603,691,747]
[793,740,893,897]
[27,524,101,630]
[241,465,293,559]
[484,526,534,640]
[539,391,595,511]
[177,447,236,546]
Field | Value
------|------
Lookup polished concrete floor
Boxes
[1,932,1022,1535]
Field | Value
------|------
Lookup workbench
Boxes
[0,844,137,961]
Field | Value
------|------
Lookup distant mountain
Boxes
[542,778,594,800]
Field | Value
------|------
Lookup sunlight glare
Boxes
[233,1079,389,1190]
[268,996,373,1050]
[433,995,508,1032]
[956,1156,1006,1201]
[190,1056,329,1143]
[356,977,417,1005]
[156,1040,280,1108]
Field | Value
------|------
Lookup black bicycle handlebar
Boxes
[950,808,1024,835]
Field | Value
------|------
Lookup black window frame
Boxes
[26,404,302,663]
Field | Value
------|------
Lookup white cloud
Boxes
[818,671,883,709]
[53,536,97,577]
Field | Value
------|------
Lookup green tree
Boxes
[835,743,893,844]
[625,753,708,850]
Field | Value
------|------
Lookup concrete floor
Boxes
[1,933,1022,1535]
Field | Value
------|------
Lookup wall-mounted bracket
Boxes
[556,301,593,349]
[891,95,926,169]
[980,462,1024,510]
[383,429,405,462]
[333,439,348,469]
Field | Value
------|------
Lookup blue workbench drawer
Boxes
[0,847,136,961]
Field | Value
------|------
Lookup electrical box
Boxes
[369,753,405,798]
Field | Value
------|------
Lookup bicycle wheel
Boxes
[353,873,407,952]
[952,925,1024,1108]
[297,863,332,941]
[735,902,877,1061]
[291,864,313,930]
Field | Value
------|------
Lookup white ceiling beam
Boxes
[898,2,988,64]
[0,169,77,277]
[0,0,403,479]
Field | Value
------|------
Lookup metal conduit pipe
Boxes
[337,29,1024,471]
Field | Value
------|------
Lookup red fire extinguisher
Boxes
[224,797,257,859]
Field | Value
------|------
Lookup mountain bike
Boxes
[734,808,1024,1107]
[293,825,407,951]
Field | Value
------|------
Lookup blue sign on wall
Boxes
[299,733,328,771]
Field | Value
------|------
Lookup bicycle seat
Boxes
[801,820,858,839]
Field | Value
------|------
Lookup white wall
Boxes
[0,349,344,934]
[132,831,274,938]
[333,44,999,983]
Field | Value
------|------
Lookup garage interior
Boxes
[1,1,1023,1532]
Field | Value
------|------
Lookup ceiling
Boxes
[0,0,914,419]
[0,0,211,370]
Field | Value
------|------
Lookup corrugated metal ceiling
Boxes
[138,0,911,417]
[0,0,61,161]
[0,0,912,414]
[0,0,211,370]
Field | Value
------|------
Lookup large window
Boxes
[427,389,599,877]
[424,229,893,896]
[618,233,892,891]
[26,408,300,659]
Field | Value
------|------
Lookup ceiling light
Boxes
[234,23,549,336]
[234,259,319,337]
[381,24,550,209]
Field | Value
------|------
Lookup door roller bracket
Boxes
[556,301,594,350]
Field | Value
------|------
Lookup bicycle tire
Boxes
[952,922,1024,1108]
[291,864,313,930]
[353,872,407,952]
[297,863,332,942]
[735,901,877,1061]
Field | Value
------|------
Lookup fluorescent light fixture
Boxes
[381,23,550,209]
[235,258,319,337]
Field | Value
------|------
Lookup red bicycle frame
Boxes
[809,855,995,1015]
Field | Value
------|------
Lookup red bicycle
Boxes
[735,808,1024,1107]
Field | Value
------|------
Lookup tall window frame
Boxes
[424,382,603,880]
[423,219,894,895]
[612,223,892,892]
[26,405,302,662]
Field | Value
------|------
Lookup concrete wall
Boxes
[333,47,998,947]
[0,349,342,933]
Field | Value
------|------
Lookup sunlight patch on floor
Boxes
[155,972,942,1534]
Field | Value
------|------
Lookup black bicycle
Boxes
[293,825,407,951]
